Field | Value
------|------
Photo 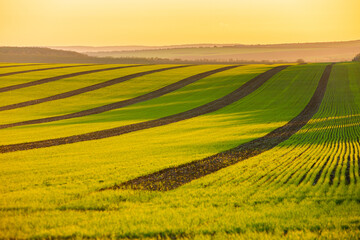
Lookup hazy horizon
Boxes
[0,38,358,48]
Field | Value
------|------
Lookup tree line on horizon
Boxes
[353,53,360,62]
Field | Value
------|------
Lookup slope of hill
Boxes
[1,62,359,238]
[49,44,236,53]
[3,40,360,64]
[0,47,285,64]
[0,47,182,64]
[0,47,92,63]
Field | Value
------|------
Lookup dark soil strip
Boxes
[0,65,288,154]
[353,152,357,184]
[313,156,331,185]
[0,65,144,93]
[0,64,98,77]
[358,154,360,178]
[0,65,239,129]
[358,137,360,178]
[106,64,333,191]
[0,65,189,111]
[0,63,46,69]
[337,156,345,187]
[329,156,340,185]
[345,155,351,185]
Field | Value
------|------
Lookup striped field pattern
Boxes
[0,62,359,239]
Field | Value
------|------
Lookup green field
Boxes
[0,62,359,239]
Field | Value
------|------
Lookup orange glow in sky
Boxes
[0,0,359,46]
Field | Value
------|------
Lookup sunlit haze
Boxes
[1,0,359,46]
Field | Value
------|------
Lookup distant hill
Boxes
[74,40,360,63]
[0,47,185,64]
[0,47,285,64]
[49,44,237,53]
[2,40,360,64]
[50,40,360,53]
[0,47,91,63]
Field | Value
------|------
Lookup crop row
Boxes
[183,62,360,202]
[0,63,326,203]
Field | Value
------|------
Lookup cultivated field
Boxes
[0,62,359,239]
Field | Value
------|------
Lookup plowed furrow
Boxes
[313,156,331,185]
[0,65,239,129]
[345,155,351,185]
[0,65,289,153]
[297,157,319,186]
[108,64,332,191]
[0,64,144,93]
[0,65,188,111]
[329,156,340,185]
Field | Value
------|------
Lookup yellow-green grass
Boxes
[124,61,359,238]
[0,63,58,75]
[1,199,359,239]
[0,64,280,144]
[0,63,22,66]
[2,63,358,239]
[0,63,41,67]
[0,63,119,89]
[0,63,95,78]
[0,64,325,196]
[0,65,219,123]
[0,64,172,106]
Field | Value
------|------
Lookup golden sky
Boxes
[0,0,359,46]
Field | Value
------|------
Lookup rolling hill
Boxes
[0,62,359,238]
[78,40,360,62]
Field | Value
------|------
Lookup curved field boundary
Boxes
[0,65,240,129]
[0,65,288,153]
[0,65,145,93]
[0,65,190,111]
[0,63,46,69]
[0,64,99,77]
[107,64,333,191]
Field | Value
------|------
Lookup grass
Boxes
[0,63,41,67]
[0,63,359,239]
[0,63,116,88]
[0,63,322,193]
[0,64,279,143]
[0,64,163,105]
[0,64,218,123]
